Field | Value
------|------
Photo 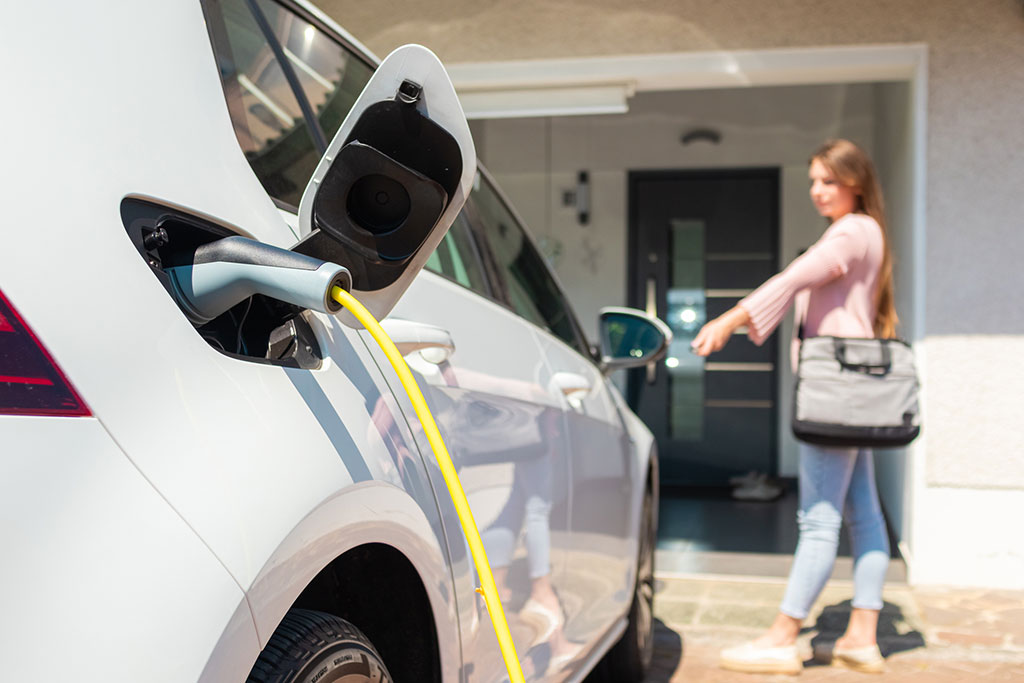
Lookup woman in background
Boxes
[692,139,896,675]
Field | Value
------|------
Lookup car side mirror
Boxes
[292,44,475,326]
[597,307,673,375]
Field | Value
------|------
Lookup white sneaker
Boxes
[813,642,886,674]
[720,641,802,675]
[731,477,783,502]
[728,470,761,487]
[519,598,563,643]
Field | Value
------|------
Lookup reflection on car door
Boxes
[467,175,636,667]
[532,335,635,649]
[383,212,575,682]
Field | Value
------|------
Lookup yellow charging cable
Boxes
[331,286,525,683]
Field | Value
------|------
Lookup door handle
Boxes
[645,277,657,384]
[549,371,592,408]
[379,318,455,364]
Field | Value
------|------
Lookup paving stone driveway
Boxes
[644,575,1024,681]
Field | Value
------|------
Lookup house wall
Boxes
[321,0,1024,588]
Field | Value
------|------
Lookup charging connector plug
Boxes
[166,236,351,324]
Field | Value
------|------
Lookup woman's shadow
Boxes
[802,599,926,666]
[646,619,684,681]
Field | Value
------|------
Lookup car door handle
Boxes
[379,318,455,364]
[549,371,592,406]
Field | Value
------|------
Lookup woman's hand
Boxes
[691,306,751,357]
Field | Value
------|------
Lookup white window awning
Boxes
[448,45,925,120]
[456,84,632,119]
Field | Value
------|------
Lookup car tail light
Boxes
[0,288,90,416]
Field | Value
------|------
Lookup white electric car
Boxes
[0,1,670,681]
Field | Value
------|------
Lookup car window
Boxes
[423,212,490,296]
[252,0,374,146]
[205,0,372,208]
[206,0,321,207]
[471,174,588,354]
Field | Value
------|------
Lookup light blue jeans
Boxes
[779,443,890,619]
[482,453,553,579]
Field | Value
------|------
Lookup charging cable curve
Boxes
[331,286,525,683]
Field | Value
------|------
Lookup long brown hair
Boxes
[811,139,898,338]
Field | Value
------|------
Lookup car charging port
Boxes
[122,198,340,369]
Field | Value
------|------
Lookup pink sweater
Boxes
[739,212,884,369]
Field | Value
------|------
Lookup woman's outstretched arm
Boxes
[691,216,869,356]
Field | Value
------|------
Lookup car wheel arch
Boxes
[287,543,442,683]
[234,484,457,682]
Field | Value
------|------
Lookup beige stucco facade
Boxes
[321,0,1024,587]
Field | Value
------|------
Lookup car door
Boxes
[379,208,576,683]
[467,174,637,664]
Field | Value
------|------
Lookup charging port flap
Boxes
[292,44,476,327]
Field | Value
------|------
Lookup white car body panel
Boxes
[0,417,254,681]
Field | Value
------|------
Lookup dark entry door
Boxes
[628,170,780,486]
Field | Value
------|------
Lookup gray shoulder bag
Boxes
[793,335,921,448]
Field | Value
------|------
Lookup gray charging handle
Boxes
[166,236,352,324]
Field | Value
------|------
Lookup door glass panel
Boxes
[666,219,706,440]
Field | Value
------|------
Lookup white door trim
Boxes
[448,44,927,99]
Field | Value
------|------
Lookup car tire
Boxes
[597,483,656,681]
[247,609,393,683]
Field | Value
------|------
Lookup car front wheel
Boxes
[247,609,392,683]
